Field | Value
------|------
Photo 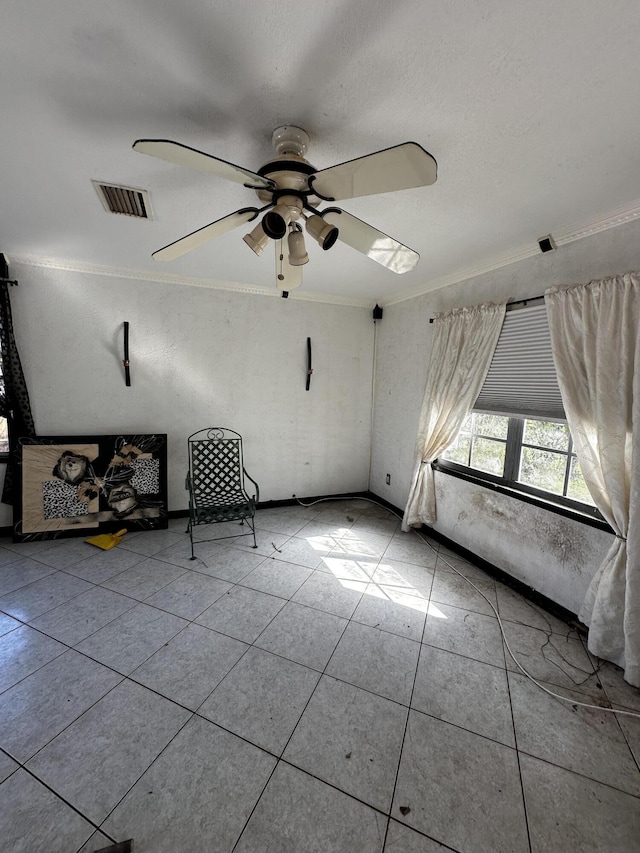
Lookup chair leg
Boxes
[187,520,197,560]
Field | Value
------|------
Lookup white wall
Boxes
[2,263,374,526]
[371,217,640,613]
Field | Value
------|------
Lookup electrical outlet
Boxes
[386,474,391,485]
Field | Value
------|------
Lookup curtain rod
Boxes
[429,293,544,323]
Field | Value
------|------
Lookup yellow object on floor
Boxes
[84,528,128,550]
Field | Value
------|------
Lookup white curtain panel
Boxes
[402,302,506,531]
[546,272,640,687]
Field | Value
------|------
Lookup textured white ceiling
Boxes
[3,0,640,303]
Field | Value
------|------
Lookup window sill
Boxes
[432,461,613,534]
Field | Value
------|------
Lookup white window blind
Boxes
[473,302,566,421]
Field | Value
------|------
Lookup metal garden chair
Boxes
[185,427,259,559]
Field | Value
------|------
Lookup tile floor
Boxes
[0,500,639,852]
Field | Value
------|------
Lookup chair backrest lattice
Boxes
[188,429,248,506]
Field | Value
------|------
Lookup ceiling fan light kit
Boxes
[133,126,437,293]
[288,225,309,266]
[242,222,270,256]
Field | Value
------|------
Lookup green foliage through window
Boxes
[441,414,595,511]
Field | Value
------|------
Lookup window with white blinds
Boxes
[473,302,566,422]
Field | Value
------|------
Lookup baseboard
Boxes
[170,490,371,518]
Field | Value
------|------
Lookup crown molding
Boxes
[383,196,640,306]
[9,254,372,309]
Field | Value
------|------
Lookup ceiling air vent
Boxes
[93,181,153,219]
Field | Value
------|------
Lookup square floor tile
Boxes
[393,710,528,853]
[235,762,387,853]
[292,569,366,618]
[352,584,428,642]
[196,585,286,643]
[75,603,188,674]
[28,585,136,645]
[350,516,400,538]
[0,538,64,556]
[189,545,266,582]
[0,546,19,567]
[316,551,379,582]
[255,601,348,670]
[508,671,640,795]
[102,715,276,853]
[430,569,497,616]
[232,530,289,558]
[0,649,121,761]
[152,537,224,572]
[254,510,310,536]
[422,602,505,668]
[520,752,640,852]
[327,621,420,705]
[143,570,232,619]
[240,558,313,598]
[0,612,20,638]
[131,623,248,709]
[0,750,19,783]
[384,821,451,852]
[617,706,640,767]
[76,831,114,853]
[0,572,92,622]
[119,528,186,556]
[0,769,98,853]
[31,538,93,570]
[0,625,66,694]
[502,620,602,697]
[597,661,640,711]
[495,582,580,637]
[27,679,190,824]
[370,559,434,600]
[101,557,186,600]
[334,529,392,560]
[435,553,493,585]
[62,546,146,583]
[384,535,438,569]
[199,646,320,754]
[284,675,408,812]
[0,558,56,596]
[412,644,515,747]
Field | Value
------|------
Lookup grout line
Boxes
[504,650,534,853]
[379,555,435,850]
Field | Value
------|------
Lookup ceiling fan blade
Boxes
[275,238,302,290]
[323,208,419,274]
[152,208,259,261]
[133,139,274,190]
[311,142,437,201]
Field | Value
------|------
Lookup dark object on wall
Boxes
[306,337,313,390]
[14,433,168,542]
[281,291,289,298]
[372,304,383,321]
[122,321,131,386]
[0,254,36,506]
[538,235,556,253]
[186,427,258,559]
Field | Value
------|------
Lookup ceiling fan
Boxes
[133,126,437,295]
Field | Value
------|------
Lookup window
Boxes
[439,412,598,516]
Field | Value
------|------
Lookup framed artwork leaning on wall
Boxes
[14,433,168,542]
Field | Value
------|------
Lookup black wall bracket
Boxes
[306,337,312,390]
[122,322,131,387]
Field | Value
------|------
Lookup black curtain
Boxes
[0,255,35,505]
